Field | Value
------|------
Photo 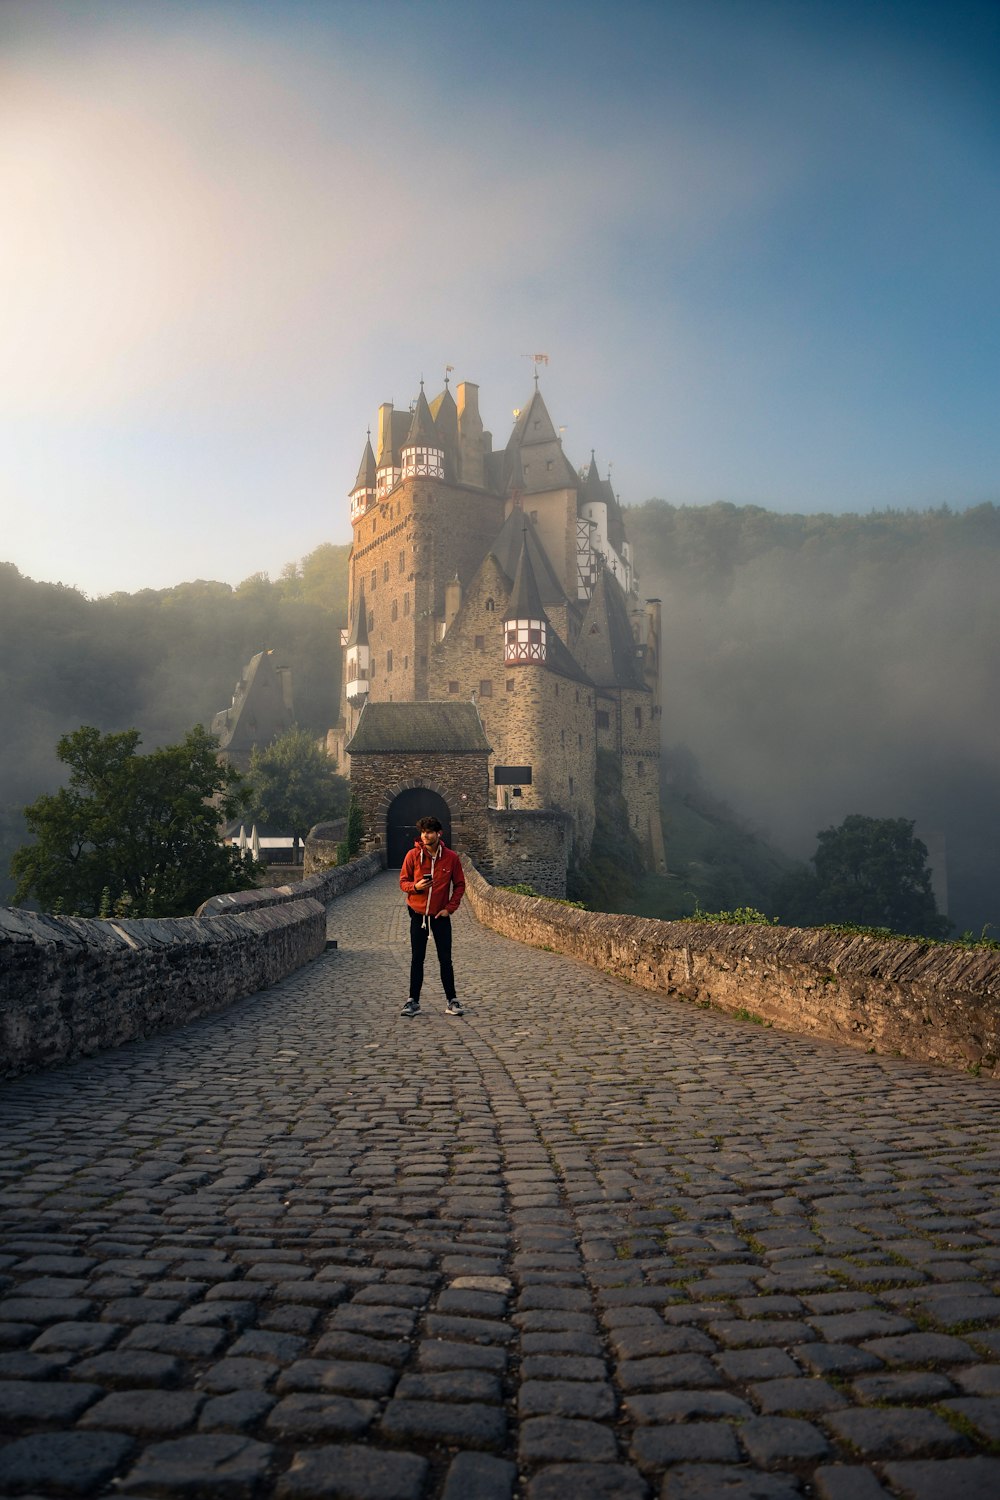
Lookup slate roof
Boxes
[576,566,647,690]
[488,508,568,606]
[405,385,440,447]
[346,701,492,755]
[345,582,369,649]
[351,436,376,493]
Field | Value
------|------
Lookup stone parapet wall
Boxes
[483,809,570,897]
[1,851,385,1081]
[196,849,385,917]
[464,865,1000,1078]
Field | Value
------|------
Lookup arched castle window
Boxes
[485,598,495,612]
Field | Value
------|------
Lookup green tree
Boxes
[11,725,256,917]
[775,813,950,937]
[336,795,364,865]
[246,727,349,863]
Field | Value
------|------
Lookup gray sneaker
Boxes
[446,999,464,1016]
[400,998,421,1017]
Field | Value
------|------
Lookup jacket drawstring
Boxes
[422,846,439,929]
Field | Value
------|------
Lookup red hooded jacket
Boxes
[400,838,466,919]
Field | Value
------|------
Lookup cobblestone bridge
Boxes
[2,872,999,1499]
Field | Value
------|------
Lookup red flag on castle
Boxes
[533,353,549,365]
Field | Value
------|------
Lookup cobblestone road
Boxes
[2,872,1000,1499]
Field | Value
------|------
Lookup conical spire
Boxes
[505,523,547,622]
[346,581,369,649]
[405,383,439,447]
[352,434,376,493]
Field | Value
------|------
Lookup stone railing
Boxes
[465,866,1000,1079]
[0,850,385,1081]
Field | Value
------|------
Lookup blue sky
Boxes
[2,0,997,597]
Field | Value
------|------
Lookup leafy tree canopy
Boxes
[246,727,349,856]
[775,813,951,938]
[11,724,256,918]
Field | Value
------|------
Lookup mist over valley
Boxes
[2,502,996,934]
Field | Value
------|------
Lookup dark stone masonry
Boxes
[1,869,999,1498]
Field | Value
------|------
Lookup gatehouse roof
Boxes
[345,700,492,755]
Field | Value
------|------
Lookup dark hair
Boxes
[416,816,442,833]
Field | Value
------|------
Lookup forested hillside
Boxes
[626,501,999,933]
[0,545,350,902]
[3,503,997,933]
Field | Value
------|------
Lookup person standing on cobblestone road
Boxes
[399,816,465,1017]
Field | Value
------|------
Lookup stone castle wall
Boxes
[0,852,385,1081]
[483,809,571,897]
[464,864,1000,1079]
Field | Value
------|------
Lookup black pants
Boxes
[408,908,455,1002]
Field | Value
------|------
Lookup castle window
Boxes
[637,760,645,775]
[475,635,484,651]
[370,570,376,591]
[479,680,492,698]
[383,561,390,582]
[575,689,579,703]
[399,551,405,572]
[368,613,374,631]
[506,679,515,692]
[391,599,398,622]
[560,729,565,746]
[578,733,583,748]
[569,776,574,795]
[485,598,495,612]
[597,710,609,729]
[403,593,410,616]
[448,681,459,694]
[635,707,642,728]
[386,650,393,672]
[554,683,559,696]
[505,619,546,663]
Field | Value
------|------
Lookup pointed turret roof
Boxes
[575,565,646,690]
[345,582,369,649]
[489,507,567,607]
[505,528,592,685]
[405,384,440,447]
[352,435,376,493]
[505,524,547,621]
[581,453,606,504]
[429,382,458,442]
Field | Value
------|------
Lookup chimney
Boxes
[376,402,394,466]
[456,382,485,487]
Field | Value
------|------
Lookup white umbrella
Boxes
[250,825,261,861]
[237,824,248,851]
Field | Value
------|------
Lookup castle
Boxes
[329,373,665,891]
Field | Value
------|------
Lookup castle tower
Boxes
[400,384,445,480]
[344,582,370,709]
[375,403,400,499]
[349,434,377,525]
[500,388,580,595]
[504,527,548,665]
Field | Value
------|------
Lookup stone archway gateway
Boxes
[386,787,452,869]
